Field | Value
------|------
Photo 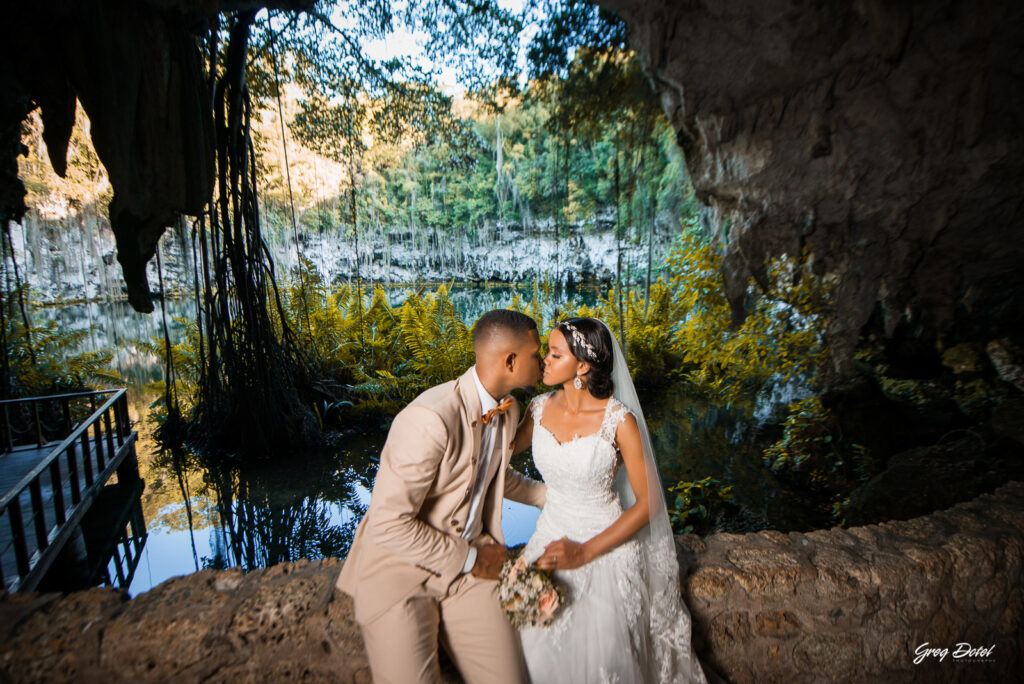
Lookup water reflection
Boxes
[196,444,375,570]
[34,298,194,401]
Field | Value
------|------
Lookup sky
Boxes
[360,0,537,88]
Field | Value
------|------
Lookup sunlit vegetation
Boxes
[5,0,882,536]
[0,285,119,398]
[148,224,837,435]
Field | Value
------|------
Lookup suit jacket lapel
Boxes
[499,402,518,467]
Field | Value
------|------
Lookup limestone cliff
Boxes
[0,0,313,313]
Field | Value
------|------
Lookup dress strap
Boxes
[528,391,552,423]
[599,398,631,444]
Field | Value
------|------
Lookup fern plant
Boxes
[2,285,120,397]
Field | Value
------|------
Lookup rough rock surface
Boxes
[604,0,1024,376]
[3,481,1022,683]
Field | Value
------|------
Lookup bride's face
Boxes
[542,328,588,387]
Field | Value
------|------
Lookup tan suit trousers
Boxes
[360,571,528,684]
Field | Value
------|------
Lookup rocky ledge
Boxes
[2,481,1022,683]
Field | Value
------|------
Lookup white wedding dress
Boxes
[519,391,707,684]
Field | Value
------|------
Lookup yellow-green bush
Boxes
[666,234,831,405]
[668,475,735,535]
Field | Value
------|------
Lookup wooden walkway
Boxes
[1,437,111,589]
[0,390,142,593]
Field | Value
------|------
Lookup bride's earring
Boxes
[573,374,583,390]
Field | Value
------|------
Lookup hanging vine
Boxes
[161,12,315,455]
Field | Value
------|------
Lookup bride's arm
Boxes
[535,414,650,571]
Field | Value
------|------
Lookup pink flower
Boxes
[508,556,527,584]
[538,589,560,621]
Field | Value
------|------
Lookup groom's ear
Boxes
[504,351,517,372]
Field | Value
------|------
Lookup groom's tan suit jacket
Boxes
[336,367,546,625]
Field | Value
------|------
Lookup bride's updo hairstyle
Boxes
[556,317,615,399]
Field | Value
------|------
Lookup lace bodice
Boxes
[519,392,644,663]
[528,392,632,532]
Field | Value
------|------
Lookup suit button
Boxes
[455,526,464,533]
[471,456,478,465]
[471,420,478,427]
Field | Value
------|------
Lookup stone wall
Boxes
[681,480,1024,682]
[2,481,1022,683]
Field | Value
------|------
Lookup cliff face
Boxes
[604,0,1024,376]
[1,482,1022,682]
[5,214,661,303]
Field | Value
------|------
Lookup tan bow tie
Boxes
[482,396,515,425]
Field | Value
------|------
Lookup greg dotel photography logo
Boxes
[914,642,996,665]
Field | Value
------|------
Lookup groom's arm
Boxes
[367,406,470,584]
[504,406,546,508]
[504,467,546,509]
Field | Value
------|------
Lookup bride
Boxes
[511,317,707,683]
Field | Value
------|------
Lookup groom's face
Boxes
[509,329,543,389]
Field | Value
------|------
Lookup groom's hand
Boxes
[470,544,506,580]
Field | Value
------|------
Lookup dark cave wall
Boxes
[3,0,1023,370]
[605,0,1024,376]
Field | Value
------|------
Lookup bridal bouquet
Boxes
[496,548,565,628]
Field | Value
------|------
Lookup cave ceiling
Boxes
[2,0,1022,378]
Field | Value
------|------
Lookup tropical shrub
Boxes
[668,475,735,535]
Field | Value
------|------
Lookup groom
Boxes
[336,309,547,684]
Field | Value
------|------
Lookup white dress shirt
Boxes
[461,366,503,573]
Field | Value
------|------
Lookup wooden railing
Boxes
[0,389,138,593]
[0,390,112,451]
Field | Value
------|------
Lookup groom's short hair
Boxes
[472,309,537,348]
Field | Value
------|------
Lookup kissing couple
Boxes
[337,309,708,683]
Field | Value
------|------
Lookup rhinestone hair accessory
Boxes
[560,321,598,361]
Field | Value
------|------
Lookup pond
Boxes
[47,284,813,596]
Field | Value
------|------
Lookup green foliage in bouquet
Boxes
[497,546,565,628]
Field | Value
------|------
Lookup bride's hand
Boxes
[536,537,591,571]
